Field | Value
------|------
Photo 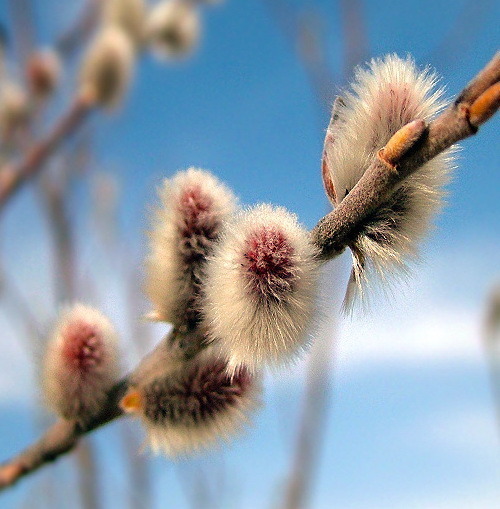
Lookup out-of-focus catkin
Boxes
[26,49,61,99]
[145,0,201,60]
[79,25,135,107]
[102,0,146,46]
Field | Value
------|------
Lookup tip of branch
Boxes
[0,462,23,490]
[469,82,500,127]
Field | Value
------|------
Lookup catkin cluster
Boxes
[42,54,454,456]
[80,0,220,107]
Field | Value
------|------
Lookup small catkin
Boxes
[121,349,260,455]
[145,0,201,60]
[0,81,30,138]
[26,48,61,98]
[203,204,320,373]
[145,167,237,327]
[42,303,119,421]
[79,25,135,107]
[102,0,146,46]
[322,54,454,310]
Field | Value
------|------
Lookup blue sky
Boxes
[0,0,499,508]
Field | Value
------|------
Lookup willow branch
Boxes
[311,51,500,259]
[0,379,128,491]
[0,90,95,213]
[55,0,102,59]
[0,53,498,493]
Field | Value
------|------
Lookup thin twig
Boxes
[0,90,95,212]
[0,380,128,490]
[55,0,103,59]
[484,284,500,435]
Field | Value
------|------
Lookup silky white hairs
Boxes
[203,204,320,373]
[121,347,261,455]
[322,54,454,310]
[145,167,237,327]
[43,303,119,421]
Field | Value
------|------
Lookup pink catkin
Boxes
[203,204,319,372]
[243,227,296,299]
[134,350,260,455]
[61,321,103,372]
[145,168,237,326]
[43,304,119,420]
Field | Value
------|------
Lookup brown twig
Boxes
[0,380,128,490]
[55,0,103,59]
[0,90,95,212]
[282,265,339,509]
[312,51,500,260]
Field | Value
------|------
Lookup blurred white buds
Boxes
[121,349,260,455]
[322,54,453,309]
[145,0,201,60]
[145,167,237,327]
[26,48,61,99]
[42,304,119,421]
[0,81,29,139]
[79,25,135,107]
[203,204,320,373]
[102,0,146,46]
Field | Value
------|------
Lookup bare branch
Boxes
[55,0,102,59]
[0,90,95,212]
[311,52,500,260]
[0,379,128,491]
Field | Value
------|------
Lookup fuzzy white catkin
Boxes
[102,0,146,45]
[145,167,237,326]
[124,348,261,456]
[203,204,320,373]
[322,54,454,310]
[79,25,135,107]
[145,0,201,60]
[42,303,119,421]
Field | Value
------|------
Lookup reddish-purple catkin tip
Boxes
[42,304,119,421]
[125,350,260,455]
[243,227,296,299]
[145,168,237,327]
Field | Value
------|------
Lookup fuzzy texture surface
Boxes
[146,0,201,60]
[145,168,237,327]
[203,204,320,373]
[102,0,146,45]
[79,25,135,107]
[127,348,260,455]
[42,303,119,421]
[322,54,454,310]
